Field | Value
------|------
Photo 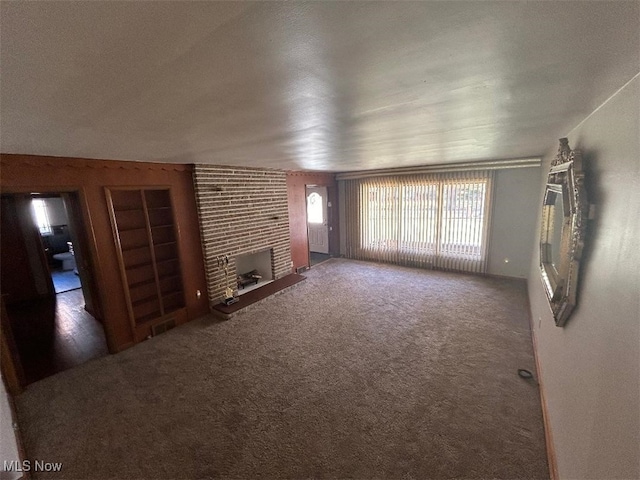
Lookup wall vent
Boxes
[151,317,176,337]
[296,266,308,274]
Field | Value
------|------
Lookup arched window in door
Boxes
[307,192,323,224]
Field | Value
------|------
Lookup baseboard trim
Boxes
[527,292,559,480]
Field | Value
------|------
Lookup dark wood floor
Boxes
[7,288,109,385]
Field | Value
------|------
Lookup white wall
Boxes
[0,378,21,480]
[528,74,639,479]
[487,167,541,278]
[43,197,68,226]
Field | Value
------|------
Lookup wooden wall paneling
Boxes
[286,175,309,269]
[286,171,339,270]
[0,154,209,352]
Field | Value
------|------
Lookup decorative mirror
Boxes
[539,138,589,326]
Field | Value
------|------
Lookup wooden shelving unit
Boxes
[106,188,185,331]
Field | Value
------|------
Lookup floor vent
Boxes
[296,266,308,274]
[151,317,176,337]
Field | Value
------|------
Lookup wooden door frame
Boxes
[1,294,26,395]
[305,184,333,264]
[0,186,116,376]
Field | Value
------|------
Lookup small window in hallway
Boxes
[31,198,52,235]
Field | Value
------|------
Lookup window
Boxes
[307,192,324,224]
[345,171,494,273]
[439,181,487,258]
[31,198,52,235]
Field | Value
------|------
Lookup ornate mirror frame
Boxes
[539,138,588,327]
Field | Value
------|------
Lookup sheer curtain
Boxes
[343,170,494,273]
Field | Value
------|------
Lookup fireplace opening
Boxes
[235,249,274,296]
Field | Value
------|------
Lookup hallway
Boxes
[7,289,108,384]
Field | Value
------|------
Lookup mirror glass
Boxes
[550,191,564,272]
[539,138,588,327]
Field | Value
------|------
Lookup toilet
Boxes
[53,252,76,271]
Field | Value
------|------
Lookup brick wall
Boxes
[193,165,292,305]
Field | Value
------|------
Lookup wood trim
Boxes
[0,154,192,172]
[526,287,559,480]
[1,185,87,194]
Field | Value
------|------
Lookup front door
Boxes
[306,186,329,254]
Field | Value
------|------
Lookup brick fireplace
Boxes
[193,165,292,306]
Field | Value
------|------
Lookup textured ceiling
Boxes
[1,1,638,171]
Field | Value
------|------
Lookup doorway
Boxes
[306,185,331,266]
[0,192,108,385]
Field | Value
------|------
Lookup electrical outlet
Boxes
[538,316,542,329]
[196,290,202,299]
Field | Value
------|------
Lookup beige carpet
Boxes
[16,258,549,479]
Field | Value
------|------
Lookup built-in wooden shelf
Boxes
[106,188,186,330]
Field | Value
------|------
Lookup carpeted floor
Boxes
[16,258,549,479]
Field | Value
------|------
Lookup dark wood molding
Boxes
[0,153,193,172]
